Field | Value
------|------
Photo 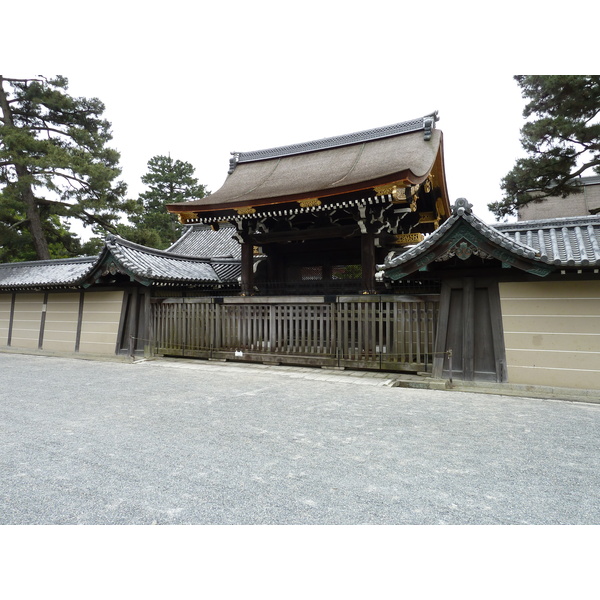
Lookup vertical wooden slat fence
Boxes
[151,295,439,372]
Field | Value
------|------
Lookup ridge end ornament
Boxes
[452,198,473,216]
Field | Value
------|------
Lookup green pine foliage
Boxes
[0,75,129,261]
[489,76,600,219]
[118,155,207,249]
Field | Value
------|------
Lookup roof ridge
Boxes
[106,234,217,263]
[0,255,97,268]
[495,215,600,230]
[229,112,439,170]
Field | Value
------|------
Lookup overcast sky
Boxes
[6,0,597,233]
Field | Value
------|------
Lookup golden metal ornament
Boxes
[236,207,256,215]
[177,211,198,224]
[418,212,436,223]
[393,233,425,245]
[374,183,408,202]
[298,198,322,208]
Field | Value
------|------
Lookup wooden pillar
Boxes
[241,241,254,296]
[361,232,376,293]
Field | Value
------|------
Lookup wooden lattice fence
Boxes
[151,295,439,372]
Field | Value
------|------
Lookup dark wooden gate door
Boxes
[433,278,506,382]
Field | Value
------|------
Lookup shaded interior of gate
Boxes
[151,295,440,372]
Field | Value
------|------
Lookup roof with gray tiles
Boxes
[0,256,97,289]
[0,235,241,290]
[495,215,600,267]
[99,235,224,284]
[380,199,600,279]
[167,224,241,259]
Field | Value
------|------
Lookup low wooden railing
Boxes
[150,295,439,372]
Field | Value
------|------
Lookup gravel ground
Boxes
[1,352,599,525]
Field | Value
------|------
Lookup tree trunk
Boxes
[0,76,51,260]
[16,166,51,260]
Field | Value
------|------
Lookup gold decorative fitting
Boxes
[236,207,256,215]
[394,233,425,245]
[424,177,432,193]
[418,212,436,223]
[298,198,321,208]
[374,182,409,202]
[177,211,197,224]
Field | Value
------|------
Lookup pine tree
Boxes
[119,155,207,249]
[489,76,600,219]
[0,75,129,261]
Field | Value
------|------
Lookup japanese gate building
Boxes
[1,114,599,392]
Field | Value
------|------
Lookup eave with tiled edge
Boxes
[0,256,98,291]
[82,235,239,288]
[378,198,557,281]
[0,238,242,293]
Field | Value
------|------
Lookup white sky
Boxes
[6,0,597,234]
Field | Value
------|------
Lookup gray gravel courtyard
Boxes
[1,352,599,525]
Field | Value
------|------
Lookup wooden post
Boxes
[241,241,254,296]
[361,231,376,294]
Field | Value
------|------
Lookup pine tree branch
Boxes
[0,77,44,83]
[35,170,93,190]
[28,124,71,138]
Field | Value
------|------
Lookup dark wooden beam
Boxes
[241,241,254,295]
[361,232,376,293]
[248,224,359,244]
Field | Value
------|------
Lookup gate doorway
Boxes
[433,278,507,382]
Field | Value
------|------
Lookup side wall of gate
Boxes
[151,295,439,372]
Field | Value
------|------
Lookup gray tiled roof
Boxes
[167,224,241,259]
[0,256,97,289]
[380,199,600,276]
[0,235,241,290]
[103,235,223,283]
[495,215,600,267]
